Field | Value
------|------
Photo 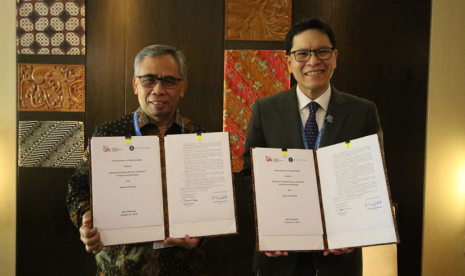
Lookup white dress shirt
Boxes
[296,85,331,131]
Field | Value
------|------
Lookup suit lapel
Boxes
[320,87,348,147]
[278,87,305,148]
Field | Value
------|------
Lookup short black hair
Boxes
[284,18,336,55]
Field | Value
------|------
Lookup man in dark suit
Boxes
[241,18,382,276]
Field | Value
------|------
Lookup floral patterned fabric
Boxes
[66,109,206,276]
[16,0,86,55]
[223,50,290,172]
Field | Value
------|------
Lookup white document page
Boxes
[317,134,397,248]
[91,136,164,245]
[252,148,324,251]
[165,132,236,238]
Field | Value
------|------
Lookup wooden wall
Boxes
[16,0,431,275]
[331,2,431,275]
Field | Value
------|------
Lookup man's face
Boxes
[133,54,187,124]
[286,29,338,99]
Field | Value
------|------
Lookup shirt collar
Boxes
[296,85,331,112]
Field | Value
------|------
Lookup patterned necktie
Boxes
[305,101,320,150]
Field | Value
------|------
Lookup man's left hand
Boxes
[164,234,200,249]
[323,247,354,256]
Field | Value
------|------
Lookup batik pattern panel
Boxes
[18,63,85,112]
[225,0,292,41]
[18,121,84,168]
[224,50,290,172]
[17,0,86,55]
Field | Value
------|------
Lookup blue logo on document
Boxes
[129,146,134,151]
[288,157,293,162]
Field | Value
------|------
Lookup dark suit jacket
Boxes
[241,85,382,276]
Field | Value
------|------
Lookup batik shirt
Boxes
[67,109,207,276]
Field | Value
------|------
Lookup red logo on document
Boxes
[265,156,272,162]
[103,146,111,152]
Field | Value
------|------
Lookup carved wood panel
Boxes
[18,63,85,112]
[225,0,292,41]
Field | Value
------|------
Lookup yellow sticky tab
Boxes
[125,137,132,144]
[196,133,202,141]
[345,141,351,148]
[282,149,288,157]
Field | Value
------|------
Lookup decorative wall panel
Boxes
[18,121,84,168]
[225,0,292,41]
[223,50,290,172]
[18,63,85,112]
[16,0,86,55]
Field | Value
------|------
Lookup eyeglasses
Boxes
[135,75,184,89]
[291,48,335,62]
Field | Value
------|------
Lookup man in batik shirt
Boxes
[67,44,206,275]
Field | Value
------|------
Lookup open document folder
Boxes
[90,132,237,246]
[251,134,399,252]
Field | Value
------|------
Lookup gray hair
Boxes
[133,44,187,79]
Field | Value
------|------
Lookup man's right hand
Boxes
[264,251,289,257]
[79,211,103,254]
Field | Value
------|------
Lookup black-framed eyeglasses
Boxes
[291,48,335,62]
[135,75,184,89]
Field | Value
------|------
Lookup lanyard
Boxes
[133,108,184,136]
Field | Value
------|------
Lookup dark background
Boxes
[17,0,430,275]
